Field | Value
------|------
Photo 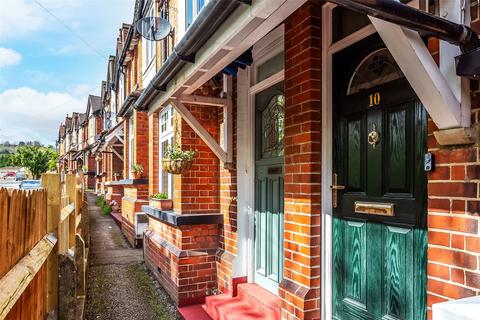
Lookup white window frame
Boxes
[159,106,174,198]
[185,0,207,30]
[119,73,125,107]
[89,117,96,144]
[128,116,135,179]
[143,3,157,83]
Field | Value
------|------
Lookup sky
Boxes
[0,0,134,146]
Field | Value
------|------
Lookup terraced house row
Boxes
[56,0,480,319]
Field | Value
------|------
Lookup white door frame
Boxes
[321,4,376,319]
[236,25,285,294]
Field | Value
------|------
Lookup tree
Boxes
[0,154,12,168]
[10,146,58,179]
[18,141,25,146]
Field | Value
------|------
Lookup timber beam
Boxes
[179,94,227,107]
[168,76,234,165]
[169,98,229,164]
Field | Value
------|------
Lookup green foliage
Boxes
[0,154,13,168]
[96,195,106,206]
[96,195,111,216]
[9,146,58,179]
[102,204,112,216]
[151,192,169,200]
[131,163,144,174]
[164,144,197,161]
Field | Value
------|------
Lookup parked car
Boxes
[19,180,41,190]
[3,172,16,180]
[15,172,26,181]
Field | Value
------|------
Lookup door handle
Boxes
[330,173,345,209]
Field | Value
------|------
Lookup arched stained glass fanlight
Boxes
[262,94,285,157]
[347,48,404,95]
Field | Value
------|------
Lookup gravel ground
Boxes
[84,193,181,320]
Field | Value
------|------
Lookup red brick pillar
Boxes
[426,93,480,319]
[149,112,160,196]
[123,117,130,178]
[216,86,239,294]
[281,2,322,319]
[135,110,149,177]
[143,97,223,306]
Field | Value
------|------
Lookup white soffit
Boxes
[148,0,308,115]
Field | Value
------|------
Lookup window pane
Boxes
[332,7,370,43]
[197,0,205,12]
[347,48,404,95]
[257,52,284,83]
[186,0,194,27]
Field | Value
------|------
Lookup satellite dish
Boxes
[136,16,172,41]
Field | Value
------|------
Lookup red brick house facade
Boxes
[56,0,480,319]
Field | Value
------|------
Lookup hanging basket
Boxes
[162,158,193,174]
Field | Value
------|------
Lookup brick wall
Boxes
[86,155,96,189]
[173,104,220,214]
[216,80,239,294]
[149,112,160,195]
[123,117,130,178]
[424,9,480,316]
[144,222,219,306]
[280,2,322,320]
[112,146,123,180]
[135,110,149,177]
[96,115,103,135]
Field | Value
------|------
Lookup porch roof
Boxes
[135,0,307,114]
[118,90,143,117]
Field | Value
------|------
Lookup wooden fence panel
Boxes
[0,188,50,320]
[0,172,87,320]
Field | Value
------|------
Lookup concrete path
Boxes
[84,193,181,320]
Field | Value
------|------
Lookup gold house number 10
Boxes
[369,92,381,107]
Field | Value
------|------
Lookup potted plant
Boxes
[150,192,173,211]
[82,165,88,174]
[162,144,198,175]
[131,164,144,179]
[113,172,121,181]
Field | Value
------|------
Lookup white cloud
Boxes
[0,1,43,40]
[0,48,22,68]
[0,0,83,40]
[0,87,83,145]
[70,84,96,97]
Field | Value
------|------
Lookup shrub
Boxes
[151,192,169,200]
[164,144,197,161]
[96,195,106,207]
[102,204,112,216]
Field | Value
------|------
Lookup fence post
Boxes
[42,173,61,319]
[65,174,76,249]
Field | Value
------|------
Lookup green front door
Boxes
[254,82,285,294]
[332,35,427,320]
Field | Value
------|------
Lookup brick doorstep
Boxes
[203,283,280,320]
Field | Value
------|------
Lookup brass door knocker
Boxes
[368,124,380,149]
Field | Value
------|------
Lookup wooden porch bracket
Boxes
[111,147,123,161]
[369,1,475,145]
[371,17,463,128]
[169,97,229,164]
[168,75,234,166]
